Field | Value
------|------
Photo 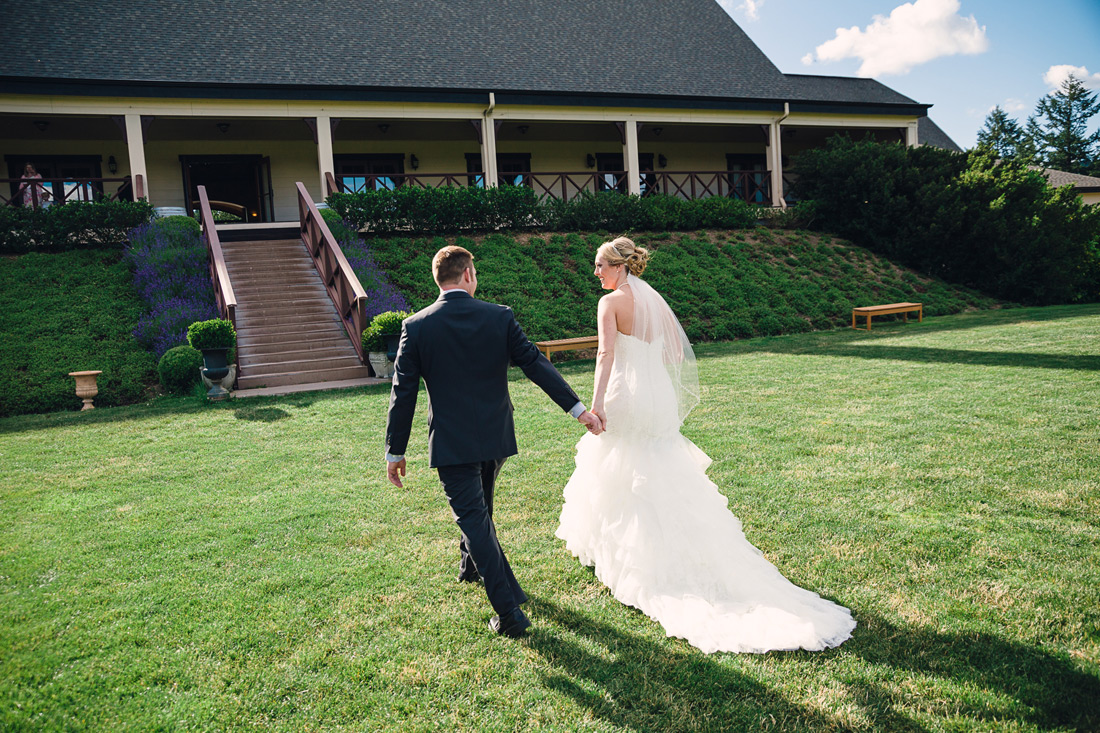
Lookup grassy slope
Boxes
[0,249,156,417]
[0,305,1096,731]
[366,229,1000,344]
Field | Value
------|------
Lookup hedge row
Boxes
[794,138,1100,305]
[0,200,154,253]
[363,230,999,346]
[326,187,759,234]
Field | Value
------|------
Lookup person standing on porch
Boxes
[17,163,50,208]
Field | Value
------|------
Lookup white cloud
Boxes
[1001,98,1027,114]
[802,0,988,77]
[716,0,764,22]
[1043,64,1100,90]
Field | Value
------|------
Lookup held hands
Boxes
[578,410,604,435]
[387,458,407,488]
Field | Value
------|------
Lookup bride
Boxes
[555,237,856,654]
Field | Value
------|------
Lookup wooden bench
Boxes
[852,302,923,331]
[535,336,599,360]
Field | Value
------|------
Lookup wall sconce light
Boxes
[410,154,419,170]
[517,125,529,134]
[586,153,596,168]
[108,155,118,174]
[378,123,390,134]
[652,126,663,136]
[216,122,230,134]
[34,120,49,132]
[658,154,668,169]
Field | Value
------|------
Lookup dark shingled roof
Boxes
[917,117,962,152]
[1031,167,1100,191]
[1,0,927,111]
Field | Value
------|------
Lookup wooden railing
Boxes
[2,175,140,207]
[329,169,773,204]
[645,170,771,204]
[297,182,369,364]
[197,185,238,337]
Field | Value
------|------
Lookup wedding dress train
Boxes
[556,330,855,654]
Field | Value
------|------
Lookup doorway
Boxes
[180,155,273,221]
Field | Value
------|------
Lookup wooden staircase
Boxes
[220,237,372,390]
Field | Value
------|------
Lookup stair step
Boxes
[238,319,342,335]
[242,354,363,374]
[237,312,341,329]
[232,284,327,297]
[237,335,353,354]
[237,364,373,390]
[239,345,357,366]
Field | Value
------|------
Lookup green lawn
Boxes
[1,306,1097,731]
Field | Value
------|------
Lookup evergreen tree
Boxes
[977,106,1027,159]
[1029,74,1100,174]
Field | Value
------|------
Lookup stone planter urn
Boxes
[201,364,237,396]
[368,352,394,379]
[69,370,103,411]
[200,348,232,401]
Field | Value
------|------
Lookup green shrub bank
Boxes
[0,249,157,417]
[327,188,758,234]
[794,138,1100,305]
[366,229,999,344]
[0,199,154,254]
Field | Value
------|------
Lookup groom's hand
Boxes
[578,410,604,435]
[387,458,407,488]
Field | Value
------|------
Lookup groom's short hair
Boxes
[433,245,474,286]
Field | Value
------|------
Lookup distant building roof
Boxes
[1031,167,1100,192]
[0,0,928,113]
[917,117,962,152]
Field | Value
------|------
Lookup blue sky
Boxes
[717,0,1100,148]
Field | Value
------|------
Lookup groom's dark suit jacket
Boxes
[385,290,581,468]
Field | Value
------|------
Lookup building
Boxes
[2,0,936,222]
[1033,168,1100,205]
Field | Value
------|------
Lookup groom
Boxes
[385,245,603,638]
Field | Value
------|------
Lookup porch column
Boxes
[767,120,785,208]
[482,119,499,188]
[624,121,641,196]
[905,120,919,147]
[316,114,335,198]
[124,114,148,199]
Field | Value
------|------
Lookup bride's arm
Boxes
[591,295,618,425]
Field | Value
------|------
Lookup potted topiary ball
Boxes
[361,310,412,378]
[187,318,237,400]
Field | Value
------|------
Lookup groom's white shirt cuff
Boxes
[386,402,587,463]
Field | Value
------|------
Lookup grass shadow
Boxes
[526,598,1098,731]
[844,611,1100,730]
[524,596,855,732]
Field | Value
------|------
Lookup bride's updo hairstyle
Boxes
[597,236,650,278]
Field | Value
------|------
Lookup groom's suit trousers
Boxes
[438,459,527,615]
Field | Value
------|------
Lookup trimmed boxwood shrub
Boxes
[0,199,154,253]
[187,319,236,350]
[158,345,204,395]
[362,310,414,352]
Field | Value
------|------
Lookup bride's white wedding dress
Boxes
[556,277,855,654]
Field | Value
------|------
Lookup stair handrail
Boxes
[325,171,339,197]
[296,182,369,363]
[197,185,238,333]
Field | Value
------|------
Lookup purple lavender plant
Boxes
[335,226,410,320]
[126,218,219,356]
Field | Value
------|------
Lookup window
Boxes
[335,154,406,192]
[726,154,768,203]
[465,153,486,188]
[497,153,531,187]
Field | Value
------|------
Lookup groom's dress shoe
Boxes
[489,608,531,638]
[457,569,481,584]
